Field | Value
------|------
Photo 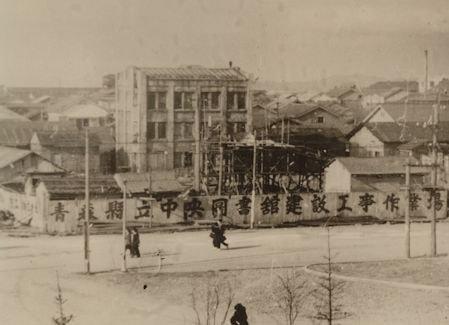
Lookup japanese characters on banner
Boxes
[177,191,447,224]
[0,187,38,227]
[45,190,447,233]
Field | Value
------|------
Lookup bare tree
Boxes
[313,226,347,325]
[52,272,73,325]
[271,268,311,325]
[191,276,235,325]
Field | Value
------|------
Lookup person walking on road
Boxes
[230,303,248,325]
[131,227,141,258]
[210,220,229,249]
[125,227,134,257]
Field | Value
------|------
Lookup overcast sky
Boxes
[1,0,449,86]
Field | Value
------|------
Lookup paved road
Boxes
[1,223,448,324]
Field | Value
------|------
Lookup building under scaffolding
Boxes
[199,134,331,196]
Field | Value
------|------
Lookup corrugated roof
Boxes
[336,156,428,175]
[0,146,32,169]
[140,66,248,81]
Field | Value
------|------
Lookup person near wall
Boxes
[131,227,141,258]
[230,303,248,325]
[125,227,134,257]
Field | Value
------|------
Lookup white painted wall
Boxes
[349,127,385,157]
[362,94,384,108]
[369,107,395,123]
[324,160,351,192]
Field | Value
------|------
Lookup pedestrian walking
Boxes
[210,220,229,249]
[131,227,141,258]
[125,227,134,257]
[230,303,248,325]
[217,220,229,249]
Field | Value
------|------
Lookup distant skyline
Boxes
[1,0,449,87]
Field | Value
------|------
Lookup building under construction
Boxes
[197,134,331,196]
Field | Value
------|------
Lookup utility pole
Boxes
[250,131,257,229]
[218,126,223,196]
[193,88,201,192]
[148,170,152,229]
[281,117,285,144]
[430,91,440,257]
[405,159,411,258]
[425,50,429,94]
[84,128,90,274]
[121,180,128,272]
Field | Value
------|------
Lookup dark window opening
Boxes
[237,92,246,109]
[158,92,166,109]
[184,92,193,109]
[147,92,156,110]
[147,122,156,139]
[158,122,166,139]
[211,92,220,109]
[174,92,183,110]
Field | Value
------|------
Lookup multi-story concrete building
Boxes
[115,65,252,174]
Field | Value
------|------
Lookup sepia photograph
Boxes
[1,0,449,324]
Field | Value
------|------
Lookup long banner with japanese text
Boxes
[45,190,447,234]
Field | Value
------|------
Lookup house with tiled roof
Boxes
[348,121,449,158]
[30,128,115,174]
[326,85,363,105]
[366,102,449,124]
[324,156,428,192]
[0,121,78,149]
[0,105,30,122]
[0,145,64,183]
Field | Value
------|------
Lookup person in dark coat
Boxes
[210,220,229,249]
[217,220,229,249]
[210,222,221,248]
[131,227,141,258]
[230,303,248,325]
[125,227,134,257]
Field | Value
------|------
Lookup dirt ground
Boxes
[3,223,449,324]
[89,266,449,324]
[312,257,449,287]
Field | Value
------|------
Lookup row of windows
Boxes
[147,91,246,111]
[174,152,193,168]
[147,122,246,140]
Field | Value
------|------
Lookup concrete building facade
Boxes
[115,65,252,173]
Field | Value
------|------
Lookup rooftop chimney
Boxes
[229,61,233,68]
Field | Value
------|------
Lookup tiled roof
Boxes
[279,103,338,119]
[326,85,362,99]
[34,130,101,148]
[0,87,99,105]
[38,175,121,199]
[115,171,189,194]
[0,121,77,147]
[366,81,419,93]
[0,105,30,121]
[365,122,449,143]
[380,102,449,122]
[336,156,427,175]
[0,146,33,169]
[140,66,248,81]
